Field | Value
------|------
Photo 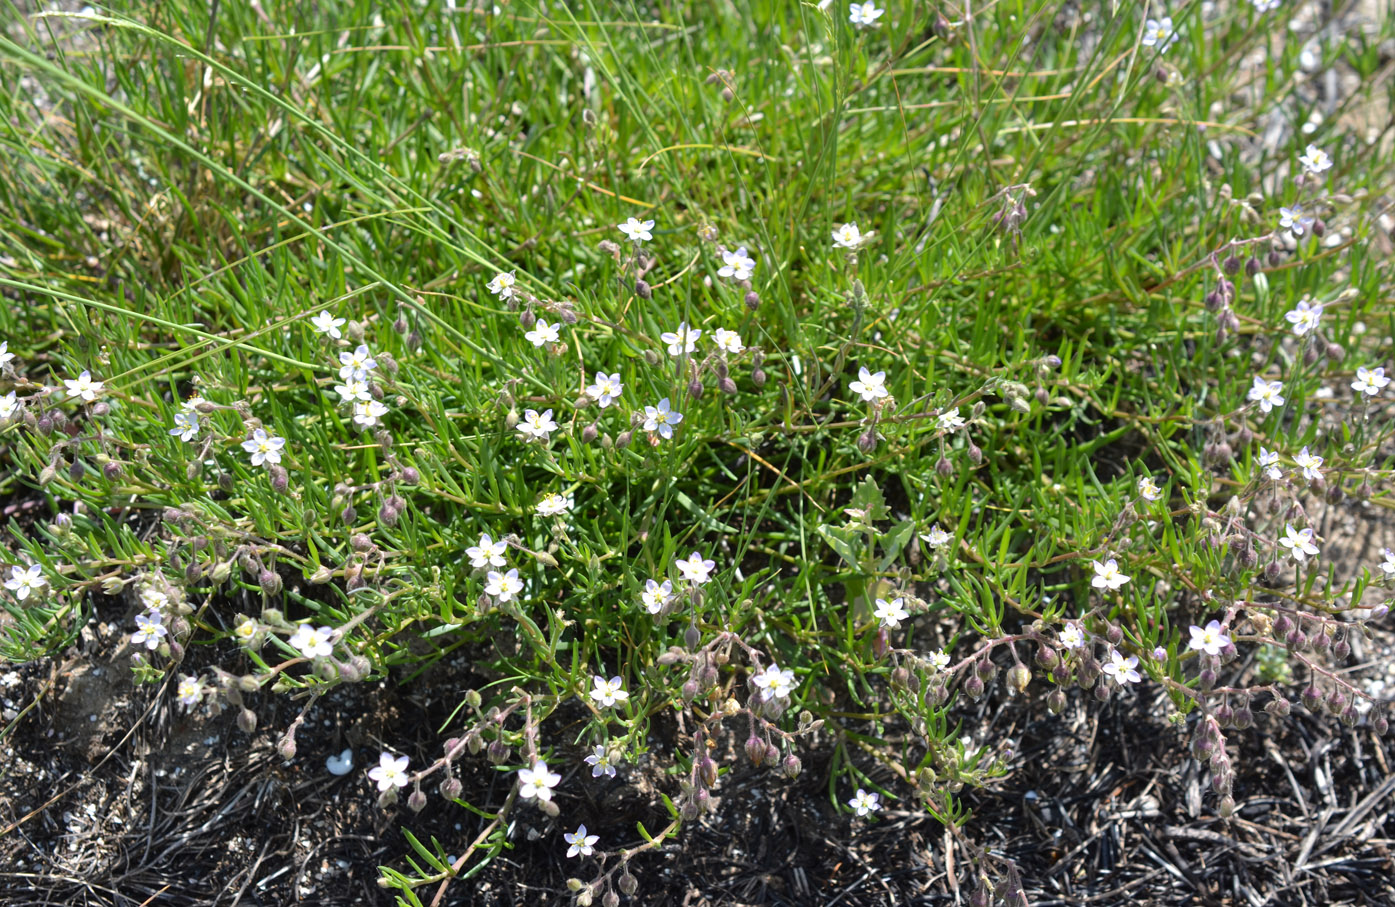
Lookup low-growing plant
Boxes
[2,0,1393,903]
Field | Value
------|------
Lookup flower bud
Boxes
[277,733,297,760]
[616,430,633,449]
[309,565,333,584]
[1047,689,1066,715]
[936,456,953,476]
[1301,687,1322,712]
[237,708,258,734]
[1106,624,1123,646]
[378,500,399,527]
[519,309,536,329]
[684,623,701,649]
[407,790,427,812]
[1199,668,1216,691]
[341,505,357,526]
[603,892,620,907]
[635,279,652,300]
[1222,255,1241,276]
[681,679,700,701]
[487,739,509,764]
[581,422,599,444]
[687,377,704,399]
[744,290,760,310]
[963,675,985,700]
[269,465,289,494]
[1265,697,1290,717]
[719,376,738,395]
[1375,715,1389,735]
[68,460,85,481]
[619,872,638,896]
[103,460,122,481]
[258,569,282,597]
[440,777,463,800]
[782,753,802,779]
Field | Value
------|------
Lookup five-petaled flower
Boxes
[920,525,952,550]
[585,744,617,778]
[873,597,909,630]
[1188,620,1230,657]
[1248,376,1285,413]
[289,624,336,658]
[64,370,104,402]
[1091,558,1130,590]
[752,663,796,701]
[1102,649,1142,686]
[368,752,410,791]
[660,322,701,357]
[564,824,599,858]
[675,551,716,585]
[1137,475,1161,501]
[1279,204,1315,236]
[335,377,371,404]
[1257,446,1283,481]
[849,788,881,817]
[517,408,558,442]
[849,2,884,28]
[1380,548,1395,577]
[641,578,674,614]
[937,409,965,432]
[1278,523,1319,563]
[524,319,561,348]
[0,391,17,421]
[131,610,168,649]
[518,760,561,801]
[849,366,888,402]
[831,222,864,249]
[353,399,389,428]
[1059,623,1087,650]
[1298,144,1332,175]
[170,411,199,442]
[642,398,684,440]
[590,675,630,707]
[586,372,624,408]
[310,311,346,339]
[1141,16,1178,51]
[617,217,654,244]
[0,341,13,370]
[713,328,745,355]
[717,247,756,280]
[1284,298,1323,336]
[1352,366,1390,397]
[536,492,572,517]
[487,271,518,299]
[338,344,377,380]
[928,649,952,672]
[1293,446,1323,481]
[241,428,286,468]
[176,675,203,708]
[467,533,509,570]
[485,568,524,602]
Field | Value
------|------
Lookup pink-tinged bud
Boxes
[258,569,282,597]
[967,443,982,465]
[684,623,701,649]
[1245,256,1260,277]
[1232,707,1253,729]
[693,788,710,812]
[936,456,954,476]
[408,790,427,812]
[1325,689,1346,714]
[487,739,509,764]
[1267,250,1282,267]
[400,467,420,485]
[719,376,738,395]
[1093,681,1111,702]
[603,891,620,907]
[378,501,399,528]
[1204,290,1223,312]
[680,680,700,701]
[1312,218,1326,238]
[1375,715,1389,736]
[871,629,889,659]
[1265,697,1291,717]
[891,666,910,689]
[745,736,766,766]
[581,422,599,444]
[963,675,985,700]
[1326,342,1344,362]
[744,290,760,310]
[439,776,463,801]
[764,743,780,766]
[751,368,766,388]
[688,377,704,399]
[1340,705,1359,728]
[269,465,289,493]
[635,280,652,299]
[1222,255,1241,276]
[1301,687,1322,712]
[1199,668,1216,691]
[1106,624,1123,646]
[519,309,536,329]
[680,799,700,821]
[699,757,718,787]
[1272,614,1293,637]
[616,430,633,449]
[340,505,357,526]
[782,754,802,779]
[1214,704,1234,727]
[1035,645,1059,671]
[1047,689,1066,715]
[856,429,878,454]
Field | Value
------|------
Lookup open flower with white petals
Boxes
[241,428,286,468]
[1298,144,1332,175]
[0,341,14,370]
[1257,446,1283,481]
[518,760,561,801]
[176,675,204,708]
[368,752,410,791]
[289,624,336,658]
[1293,446,1323,481]
[1137,475,1161,501]
[873,597,909,629]
[920,524,952,550]
[536,492,572,517]
[64,370,104,402]
[338,344,376,380]
[1352,366,1390,397]
[7,564,51,602]
[487,270,517,299]
[642,398,683,440]
[1102,649,1141,686]
[0,391,17,421]
[564,824,599,858]
[1278,523,1319,562]
[334,377,371,404]
[832,222,865,249]
[1284,298,1323,336]
[927,649,952,672]
[516,408,558,442]
[1188,620,1230,657]
[1279,204,1315,236]
[849,788,881,817]
[467,533,508,569]
[590,675,630,708]
[485,568,524,602]
[937,409,965,432]
[660,322,701,357]
[524,319,561,348]
[585,744,617,778]
[130,611,167,649]
[752,663,796,701]
[310,311,346,339]
[353,399,389,428]
[1380,548,1395,577]
[1247,376,1285,413]
[617,217,654,244]
[170,411,199,442]
[849,366,888,402]
[641,578,673,614]
[713,328,745,355]
[1059,623,1087,650]
[1091,558,1130,590]
[586,372,624,408]
[717,247,756,280]
[1141,16,1178,51]
[675,551,715,585]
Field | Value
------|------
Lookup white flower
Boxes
[334,377,371,404]
[338,344,377,380]
[873,597,909,630]
[849,788,881,817]
[717,247,756,280]
[586,372,624,408]
[1188,620,1230,657]
[1278,523,1319,563]
[849,366,888,402]
[1257,446,1284,481]
[524,319,561,348]
[467,533,508,569]
[831,222,864,249]
[1379,548,1395,576]
[289,624,336,658]
[353,399,389,428]
[752,663,796,701]
[180,394,204,414]
[1251,0,1281,11]
[5,564,47,601]
[564,824,599,858]
[660,322,701,356]
[310,311,346,339]
[325,748,354,776]
[590,675,629,707]
[485,568,524,602]
[64,370,104,402]
[241,428,286,467]
[1279,204,1315,236]
[927,649,951,672]
[176,675,203,708]
[234,618,259,644]
[642,398,684,440]
[1137,476,1161,501]
[169,411,199,442]
[641,578,673,614]
[1247,376,1285,413]
[675,551,716,585]
[1091,558,1130,590]
[1352,366,1390,397]
[584,744,617,778]
[937,409,965,432]
[1298,144,1332,175]
[1284,298,1323,336]
[919,524,952,550]
[1141,16,1178,51]
[0,340,13,369]
[131,611,168,650]
[518,760,561,801]
[617,216,654,244]
[487,270,518,299]
[0,391,17,421]
[1058,623,1087,650]
[516,408,558,441]
[1293,446,1323,481]
[368,752,410,791]
[1102,649,1141,686]
[536,492,572,517]
[713,328,745,355]
[140,587,170,610]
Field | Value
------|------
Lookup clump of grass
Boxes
[2,0,1394,902]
